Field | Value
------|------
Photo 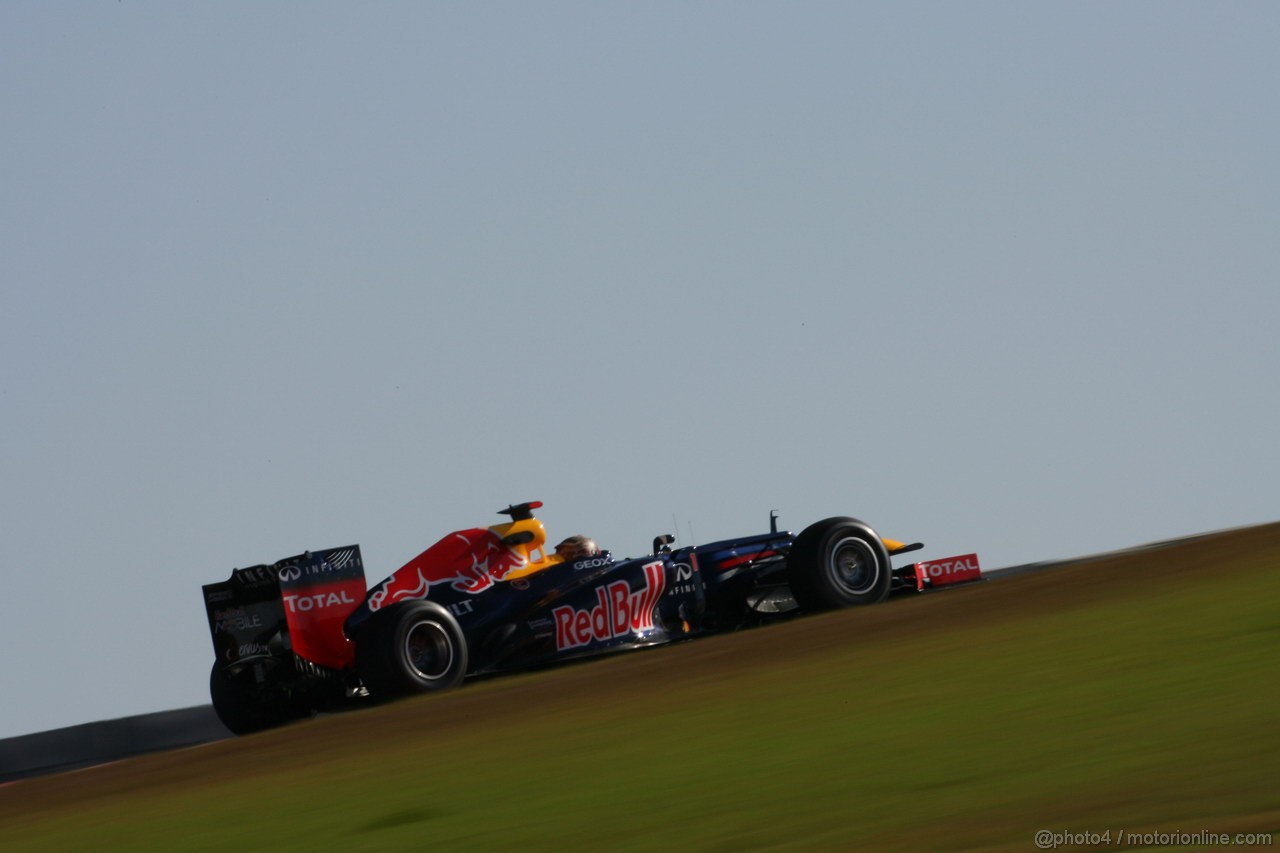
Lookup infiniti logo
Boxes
[278,565,302,582]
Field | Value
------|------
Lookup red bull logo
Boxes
[553,562,666,651]
[368,529,528,612]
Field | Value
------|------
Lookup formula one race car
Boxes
[202,502,981,734]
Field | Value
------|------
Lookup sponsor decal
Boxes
[668,559,699,597]
[282,589,358,613]
[228,548,362,588]
[275,549,366,671]
[448,599,476,617]
[914,554,981,588]
[279,549,360,582]
[570,555,611,571]
[279,577,366,671]
[213,608,264,632]
[553,562,666,651]
[232,565,276,586]
[368,530,527,612]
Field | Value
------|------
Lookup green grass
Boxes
[3,527,1279,850]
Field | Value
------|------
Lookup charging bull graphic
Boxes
[364,528,528,613]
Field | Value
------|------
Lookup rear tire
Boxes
[209,663,312,735]
[355,600,468,700]
[787,517,893,610]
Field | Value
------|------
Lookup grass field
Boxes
[3,525,1279,851]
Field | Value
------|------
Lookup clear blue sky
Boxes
[2,2,1277,739]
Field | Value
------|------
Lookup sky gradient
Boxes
[2,2,1277,739]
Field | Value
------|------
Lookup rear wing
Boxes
[202,545,367,673]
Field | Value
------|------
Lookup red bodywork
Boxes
[367,528,528,612]
[282,574,366,669]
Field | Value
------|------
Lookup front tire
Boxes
[787,517,893,610]
[355,600,468,700]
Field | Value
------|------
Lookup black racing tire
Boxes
[787,517,893,611]
[355,600,468,701]
[209,663,311,736]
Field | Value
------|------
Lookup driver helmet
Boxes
[555,535,599,561]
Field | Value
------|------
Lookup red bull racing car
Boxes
[202,502,981,734]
